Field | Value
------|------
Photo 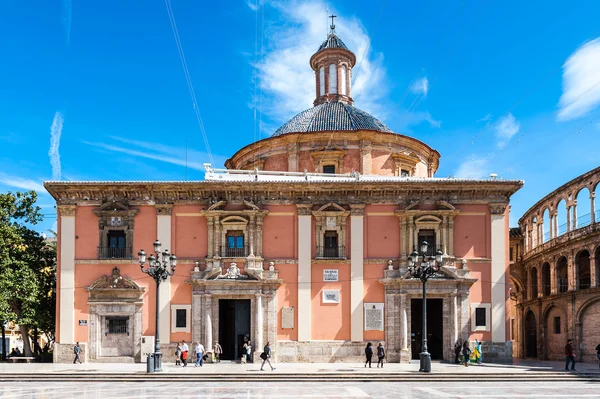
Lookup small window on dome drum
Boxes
[329,64,337,93]
[400,169,410,177]
[340,65,347,95]
[319,67,325,96]
[323,165,336,174]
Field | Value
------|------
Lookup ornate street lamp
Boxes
[138,240,177,372]
[407,241,443,373]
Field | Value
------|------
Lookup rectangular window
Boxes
[323,230,339,258]
[400,169,410,177]
[176,309,187,328]
[226,231,244,248]
[108,230,126,248]
[510,247,514,261]
[107,317,128,334]
[475,308,486,327]
[417,229,436,255]
[554,317,561,334]
[323,165,336,174]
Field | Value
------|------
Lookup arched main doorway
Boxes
[525,310,537,358]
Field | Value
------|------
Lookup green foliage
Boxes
[0,191,56,353]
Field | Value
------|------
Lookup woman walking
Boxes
[260,341,275,371]
[462,340,471,367]
[376,342,385,368]
[175,342,182,366]
[474,339,483,364]
[364,342,373,368]
[454,340,462,364]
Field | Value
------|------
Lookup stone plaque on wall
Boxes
[326,216,336,228]
[323,269,338,281]
[282,307,294,329]
[322,290,340,304]
[364,303,384,331]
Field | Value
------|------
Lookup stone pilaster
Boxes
[490,204,507,343]
[297,204,312,341]
[350,204,365,341]
[156,205,172,344]
[58,205,76,344]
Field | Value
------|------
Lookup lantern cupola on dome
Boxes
[310,15,356,106]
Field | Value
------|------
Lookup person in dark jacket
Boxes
[565,339,576,371]
[73,342,82,364]
[454,340,462,364]
[462,341,471,367]
[260,341,275,371]
[364,342,373,368]
[376,342,385,368]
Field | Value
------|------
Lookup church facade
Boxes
[46,24,522,364]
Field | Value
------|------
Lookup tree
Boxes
[0,191,55,357]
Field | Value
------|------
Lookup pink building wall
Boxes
[311,263,351,340]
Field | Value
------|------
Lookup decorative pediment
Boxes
[221,215,248,225]
[317,202,346,212]
[89,267,140,290]
[243,200,260,211]
[415,215,442,224]
[94,201,139,230]
[405,201,421,210]
[98,201,129,212]
[436,200,456,210]
[207,200,227,211]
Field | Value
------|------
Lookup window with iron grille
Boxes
[554,317,561,334]
[107,317,128,334]
[176,309,187,329]
[475,308,486,327]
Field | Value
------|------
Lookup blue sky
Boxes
[1,0,600,233]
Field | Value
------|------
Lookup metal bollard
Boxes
[146,354,154,373]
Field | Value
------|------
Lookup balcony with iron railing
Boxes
[220,246,248,258]
[97,246,133,260]
[316,245,346,259]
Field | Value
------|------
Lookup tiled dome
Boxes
[272,101,394,137]
[317,33,349,52]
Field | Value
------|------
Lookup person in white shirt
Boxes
[195,342,205,367]
[181,340,189,367]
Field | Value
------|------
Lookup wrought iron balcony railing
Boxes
[220,246,248,258]
[97,246,133,260]
[317,245,346,259]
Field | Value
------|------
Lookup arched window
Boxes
[531,268,538,299]
[329,64,337,94]
[340,65,347,95]
[576,250,591,290]
[319,67,325,97]
[556,199,567,236]
[542,263,551,296]
[576,188,592,228]
[542,209,551,242]
[556,257,568,293]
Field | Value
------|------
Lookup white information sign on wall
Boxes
[282,307,295,329]
[326,216,337,228]
[364,303,384,331]
[323,269,338,282]
[322,290,340,304]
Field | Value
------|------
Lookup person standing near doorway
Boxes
[596,343,600,369]
[175,343,182,366]
[376,342,385,368]
[73,342,82,364]
[364,342,373,368]
[259,341,275,371]
[214,341,223,363]
[245,340,252,363]
[565,339,576,371]
[454,339,462,364]
[181,340,189,367]
[462,341,471,367]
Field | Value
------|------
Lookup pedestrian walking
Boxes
[474,339,483,364]
[73,342,82,364]
[462,341,471,367]
[245,340,252,363]
[376,342,385,368]
[454,339,462,364]
[214,341,223,363]
[364,342,373,368]
[259,341,275,371]
[596,343,600,369]
[181,340,189,367]
[194,341,205,367]
[175,343,182,366]
[565,339,576,371]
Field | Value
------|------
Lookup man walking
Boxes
[565,339,576,371]
[195,341,205,367]
[214,341,223,363]
[73,342,82,364]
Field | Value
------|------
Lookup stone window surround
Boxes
[312,203,350,258]
[220,216,249,256]
[471,303,491,332]
[311,149,346,174]
[171,304,191,333]
[391,152,420,177]
[92,201,139,259]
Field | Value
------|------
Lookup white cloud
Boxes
[557,37,600,121]
[246,0,259,11]
[254,1,388,123]
[49,112,64,181]
[454,156,490,179]
[477,113,492,123]
[82,138,226,171]
[62,0,72,45]
[410,77,429,97]
[494,113,520,149]
[0,173,46,192]
[396,111,441,130]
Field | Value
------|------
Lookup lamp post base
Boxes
[419,351,431,372]
[154,352,163,372]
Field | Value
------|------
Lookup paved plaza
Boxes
[1,381,600,399]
